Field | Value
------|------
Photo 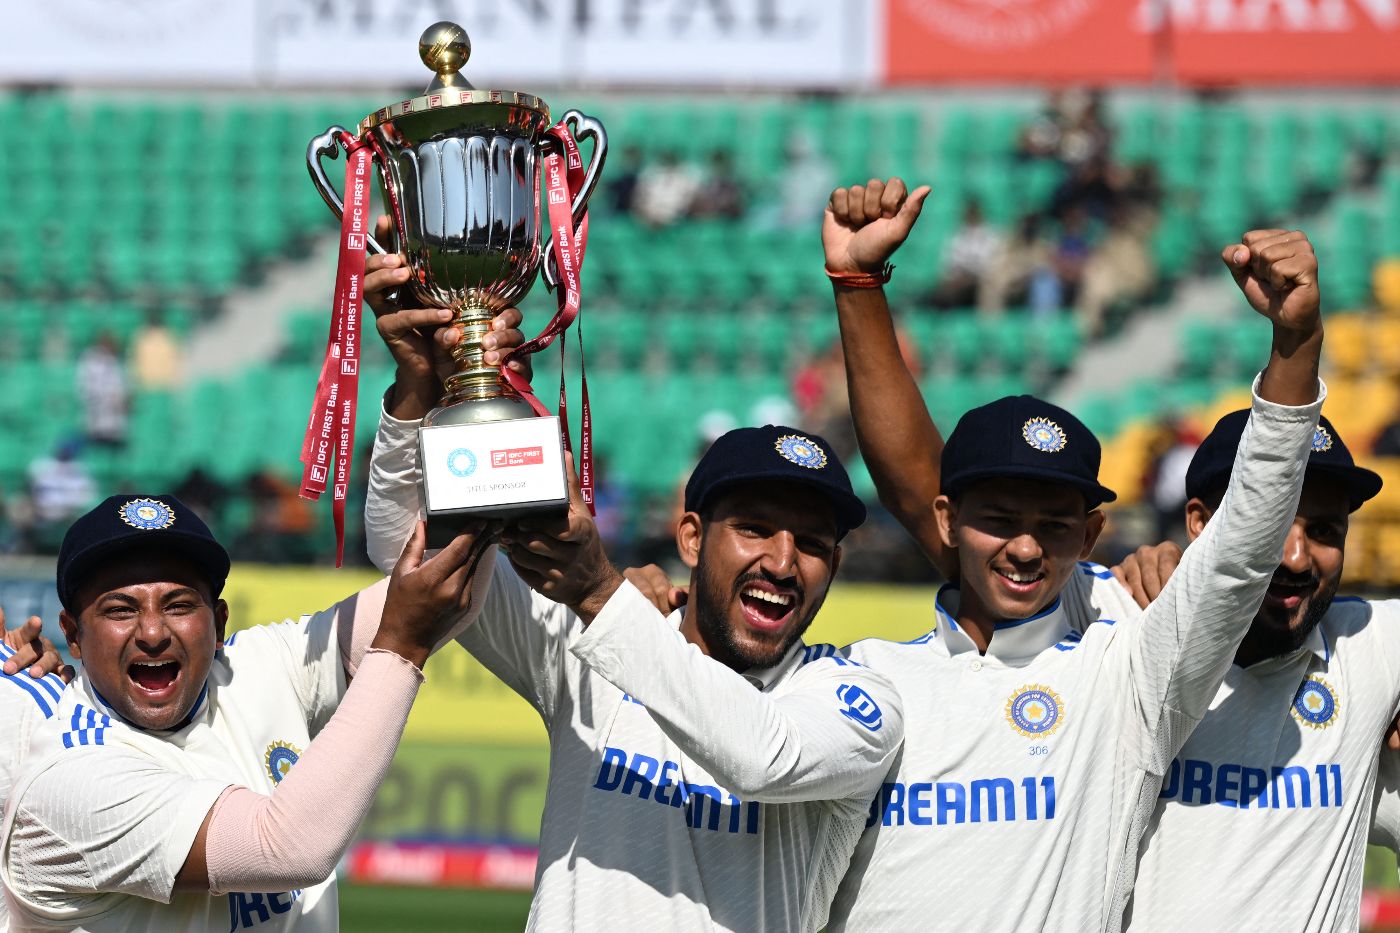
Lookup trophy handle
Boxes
[306,125,388,256]
[542,110,608,288]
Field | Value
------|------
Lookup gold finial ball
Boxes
[419,21,471,76]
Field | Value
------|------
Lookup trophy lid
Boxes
[358,21,550,134]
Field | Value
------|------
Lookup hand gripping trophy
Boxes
[303,22,606,551]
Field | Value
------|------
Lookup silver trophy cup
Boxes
[306,22,606,539]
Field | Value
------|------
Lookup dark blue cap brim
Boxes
[944,464,1117,508]
[59,529,231,611]
[1191,460,1383,513]
[690,472,868,539]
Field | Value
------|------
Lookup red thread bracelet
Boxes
[826,263,894,288]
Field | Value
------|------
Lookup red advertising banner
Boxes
[884,0,1157,83]
[1164,0,1400,83]
[884,0,1400,84]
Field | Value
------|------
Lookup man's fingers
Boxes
[564,451,586,513]
[365,266,412,303]
[435,326,463,349]
[59,664,75,684]
[504,543,567,579]
[375,214,393,241]
[31,644,64,680]
[15,616,42,645]
[491,307,524,330]
[863,178,885,221]
[668,586,690,609]
[396,522,429,576]
[830,188,850,222]
[847,184,868,225]
[365,252,403,275]
[895,185,931,229]
[378,308,453,340]
[880,177,907,217]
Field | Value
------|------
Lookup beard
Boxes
[690,551,827,671]
[1255,569,1340,657]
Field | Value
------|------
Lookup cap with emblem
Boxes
[940,395,1116,508]
[56,494,232,612]
[1185,411,1381,512]
[684,425,867,538]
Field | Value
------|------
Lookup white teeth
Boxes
[132,660,175,668]
[744,589,792,606]
[1000,571,1043,584]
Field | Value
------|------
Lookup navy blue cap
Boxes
[57,494,231,612]
[1185,411,1382,512]
[684,426,867,539]
[941,396,1116,508]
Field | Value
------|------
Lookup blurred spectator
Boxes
[1372,411,1400,458]
[1051,156,1120,223]
[759,133,835,230]
[131,310,182,390]
[925,201,1003,310]
[1049,205,1096,309]
[1018,88,1111,169]
[981,214,1060,315]
[232,470,315,564]
[632,150,701,228]
[76,332,129,448]
[26,440,96,552]
[174,466,228,524]
[606,144,644,215]
[690,150,744,220]
[1077,202,1157,337]
[1144,417,1201,543]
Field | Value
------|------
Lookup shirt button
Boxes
[970,659,983,672]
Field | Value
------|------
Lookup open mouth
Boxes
[1263,579,1311,610]
[128,659,181,696]
[738,585,797,632]
[994,568,1045,595]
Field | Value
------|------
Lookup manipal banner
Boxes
[0,0,875,89]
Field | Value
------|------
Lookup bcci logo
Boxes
[1291,676,1339,729]
[776,434,828,470]
[447,448,478,478]
[836,683,883,732]
[1022,418,1067,453]
[1312,426,1334,453]
[119,498,175,530]
[1006,685,1064,738]
[265,741,302,784]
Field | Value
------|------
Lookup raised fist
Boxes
[1221,230,1321,335]
[823,177,931,275]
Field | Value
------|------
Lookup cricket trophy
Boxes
[306,21,606,545]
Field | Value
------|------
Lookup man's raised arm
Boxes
[822,178,955,578]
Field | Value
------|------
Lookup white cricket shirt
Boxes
[363,408,907,932]
[1127,596,1400,932]
[827,385,1323,933]
[2,605,350,932]
[0,644,66,932]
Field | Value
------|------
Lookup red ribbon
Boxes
[299,131,369,566]
[502,122,595,513]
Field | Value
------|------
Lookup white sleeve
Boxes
[224,602,348,736]
[0,661,65,806]
[456,557,579,725]
[570,582,905,802]
[364,402,424,575]
[1123,378,1323,771]
[4,752,227,909]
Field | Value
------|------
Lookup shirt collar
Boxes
[80,673,211,734]
[925,583,1074,663]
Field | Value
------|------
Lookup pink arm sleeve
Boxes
[335,548,496,677]
[203,648,422,894]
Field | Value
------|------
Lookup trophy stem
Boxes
[442,303,512,405]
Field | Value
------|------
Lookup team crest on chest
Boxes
[265,741,302,783]
[1006,684,1065,737]
[1291,676,1339,729]
[1022,418,1067,453]
[119,498,175,530]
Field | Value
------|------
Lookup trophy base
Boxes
[418,411,569,549]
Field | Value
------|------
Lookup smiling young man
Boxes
[0,494,496,932]
[1092,408,1400,932]
[362,424,904,931]
[817,179,1328,931]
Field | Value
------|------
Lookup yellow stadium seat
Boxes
[1376,258,1400,315]
[1325,314,1371,377]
